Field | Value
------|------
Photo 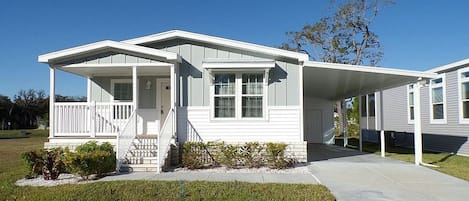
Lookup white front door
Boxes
[157,79,171,130]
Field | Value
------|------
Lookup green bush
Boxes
[241,142,265,168]
[182,142,206,169]
[182,142,291,169]
[64,141,116,179]
[265,143,290,169]
[21,148,66,180]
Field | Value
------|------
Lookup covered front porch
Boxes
[39,40,181,172]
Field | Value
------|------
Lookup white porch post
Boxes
[170,64,176,136]
[49,67,55,138]
[414,81,423,165]
[132,66,138,134]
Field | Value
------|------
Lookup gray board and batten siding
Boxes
[362,67,469,156]
[142,39,301,107]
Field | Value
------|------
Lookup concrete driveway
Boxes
[307,144,469,201]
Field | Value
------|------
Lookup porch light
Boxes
[145,80,152,90]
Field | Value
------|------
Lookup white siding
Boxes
[178,106,301,143]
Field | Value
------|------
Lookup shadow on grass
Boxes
[430,153,455,165]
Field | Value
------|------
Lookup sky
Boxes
[0,0,468,98]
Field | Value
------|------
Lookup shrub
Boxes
[182,142,206,169]
[21,148,66,180]
[265,143,290,169]
[218,144,242,168]
[64,141,116,180]
[241,142,265,168]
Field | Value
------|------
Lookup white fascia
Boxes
[427,58,469,73]
[122,30,309,62]
[305,61,438,79]
[38,40,180,63]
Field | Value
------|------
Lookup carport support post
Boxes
[132,66,138,135]
[343,101,348,147]
[414,81,423,165]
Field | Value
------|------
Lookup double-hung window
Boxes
[430,75,446,123]
[214,74,236,118]
[459,68,469,123]
[213,72,265,119]
[408,84,415,123]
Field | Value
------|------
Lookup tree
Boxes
[0,95,13,129]
[282,0,392,138]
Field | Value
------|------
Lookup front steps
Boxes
[119,135,159,172]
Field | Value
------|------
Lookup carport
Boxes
[302,61,437,165]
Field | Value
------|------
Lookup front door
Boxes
[157,79,171,130]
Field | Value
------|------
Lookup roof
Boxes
[426,58,469,73]
[122,30,309,62]
[303,61,438,100]
[38,40,180,63]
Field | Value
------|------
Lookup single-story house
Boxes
[38,30,436,172]
[361,58,469,156]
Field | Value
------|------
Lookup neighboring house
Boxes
[38,30,434,172]
[361,58,469,156]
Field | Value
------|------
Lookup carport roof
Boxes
[303,61,438,100]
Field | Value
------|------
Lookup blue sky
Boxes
[1,0,468,98]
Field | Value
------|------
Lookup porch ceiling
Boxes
[59,63,171,77]
[303,61,438,100]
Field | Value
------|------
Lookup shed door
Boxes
[305,109,323,143]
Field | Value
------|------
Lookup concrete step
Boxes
[124,157,157,165]
[119,164,159,172]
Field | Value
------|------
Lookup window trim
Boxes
[110,79,133,102]
[458,67,469,124]
[407,84,415,124]
[429,74,447,124]
[209,70,268,121]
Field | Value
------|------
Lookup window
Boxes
[430,75,446,123]
[361,95,367,117]
[459,68,469,123]
[368,94,375,117]
[408,84,414,123]
[242,74,263,117]
[212,72,265,119]
[214,74,236,118]
[111,79,133,102]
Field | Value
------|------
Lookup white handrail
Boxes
[157,108,175,173]
[116,109,137,172]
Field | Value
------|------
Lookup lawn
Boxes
[336,137,469,181]
[0,130,334,201]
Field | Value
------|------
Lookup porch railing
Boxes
[116,109,137,172]
[54,102,134,136]
[157,108,175,173]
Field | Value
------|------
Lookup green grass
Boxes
[0,130,334,201]
[336,137,469,181]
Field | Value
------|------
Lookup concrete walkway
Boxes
[308,144,469,201]
[100,171,318,184]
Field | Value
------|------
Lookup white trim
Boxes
[122,30,309,62]
[87,77,91,103]
[299,62,304,142]
[427,58,469,73]
[458,66,469,124]
[49,67,55,138]
[304,61,437,79]
[38,40,180,63]
[202,59,276,69]
[209,71,268,121]
[61,62,173,68]
[110,79,133,102]
[407,84,415,124]
[429,74,447,124]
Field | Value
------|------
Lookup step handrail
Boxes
[116,109,137,172]
[157,108,175,173]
